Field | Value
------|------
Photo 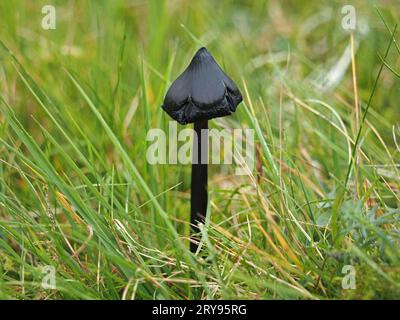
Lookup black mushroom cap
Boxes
[161,47,242,125]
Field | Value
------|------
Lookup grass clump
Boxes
[0,1,399,299]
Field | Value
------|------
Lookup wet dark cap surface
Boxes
[162,47,242,125]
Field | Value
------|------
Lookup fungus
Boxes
[162,47,242,253]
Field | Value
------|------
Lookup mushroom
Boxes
[162,47,242,253]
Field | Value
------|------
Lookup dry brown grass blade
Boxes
[56,191,84,225]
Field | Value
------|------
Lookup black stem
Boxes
[190,119,208,253]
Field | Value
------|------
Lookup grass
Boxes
[0,0,400,299]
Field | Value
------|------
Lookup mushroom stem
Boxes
[190,119,208,253]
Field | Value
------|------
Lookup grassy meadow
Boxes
[0,0,400,299]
